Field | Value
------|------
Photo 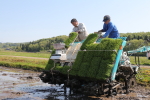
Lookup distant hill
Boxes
[120,32,150,41]
[0,42,20,50]
[1,32,150,53]
[120,32,150,51]
[15,35,68,52]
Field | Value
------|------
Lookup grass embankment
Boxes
[128,56,150,85]
[0,51,50,58]
[130,56,150,65]
[137,68,150,86]
[0,56,48,71]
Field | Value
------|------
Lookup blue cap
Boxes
[103,15,110,22]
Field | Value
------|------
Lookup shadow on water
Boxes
[3,84,102,100]
[2,83,150,100]
[0,66,102,100]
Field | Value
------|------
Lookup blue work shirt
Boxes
[102,22,120,38]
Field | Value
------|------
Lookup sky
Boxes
[0,0,150,43]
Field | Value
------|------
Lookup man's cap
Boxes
[71,18,78,23]
[103,15,110,22]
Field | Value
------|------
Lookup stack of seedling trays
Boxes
[45,32,123,82]
[69,33,123,81]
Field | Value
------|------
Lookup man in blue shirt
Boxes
[99,15,120,38]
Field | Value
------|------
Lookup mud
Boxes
[0,66,150,100]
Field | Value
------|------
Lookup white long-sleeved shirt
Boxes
[72,23,88,41]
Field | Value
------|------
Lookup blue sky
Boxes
[0,0,150,43]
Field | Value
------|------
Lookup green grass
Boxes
[0,56,48,71]
[0,51,50,58]
[130,56,150,65]
[137,68,150,86]
[128,56,150,85]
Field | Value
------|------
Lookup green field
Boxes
[129,56,150,65]
[0,56,48,71]
[0,51,49,71]
[0,51,50,58]
[0,51,150,67]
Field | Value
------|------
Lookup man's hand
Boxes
[98,30,102,32]
[69,33,72,37]
[99,36,104,39]
[75,31,81,34]
[98,30,103,32]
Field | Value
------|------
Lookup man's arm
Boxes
[98,24,106,32]
[102,23,113,38]
[72,27,80,33]
[72,27,76,32]
[78,23,86,33]
[99,29,105,32]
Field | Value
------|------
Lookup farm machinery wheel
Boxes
[39,70,66,85]
[116,86,123,94]
[115,72,137,95]
[128,75,137,89]
[39,71,51,83]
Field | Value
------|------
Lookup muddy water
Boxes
[0,66,150,100]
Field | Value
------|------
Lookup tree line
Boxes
[15,35,68,52]
[120,32,150,41]
[1,32,150,53]
[120,32,150,51]
[0,43,20,50]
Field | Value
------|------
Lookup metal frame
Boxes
[111,40,127,81]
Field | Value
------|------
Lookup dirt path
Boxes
[0,66,150,100]
[140,65,150,69]
[0,55,49,60]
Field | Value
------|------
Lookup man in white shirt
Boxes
[71,18,88,41]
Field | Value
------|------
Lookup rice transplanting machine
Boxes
[39,32,148,96]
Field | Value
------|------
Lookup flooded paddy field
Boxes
[0,66,150,100]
